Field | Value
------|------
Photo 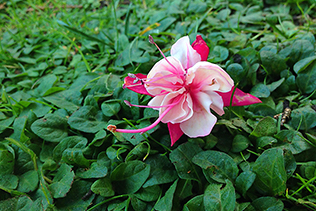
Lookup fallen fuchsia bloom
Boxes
[108,35,261,146]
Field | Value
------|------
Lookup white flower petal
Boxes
[207,92,225,116]
[170,36,201,70]
[148,95,165,110]
[187,62,234,92]
[180,92,217,137]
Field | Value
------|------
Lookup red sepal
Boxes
[123,73,153,97]
[192,35,209,61]
[168,122,184,146]
[218,86,262,107]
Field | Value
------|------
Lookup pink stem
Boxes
[115,105,173,134]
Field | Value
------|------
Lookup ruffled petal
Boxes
[146,56,185,96]
[192,35,209,61]
[170,36,201,70]
[160,91,193,124]
[168,123,184,146]
[217,87,262,107]
[148,88,193,123]
[124,73,153,96]
[187,62,234,93]
[180,92,217,137]
[207,92,225,116]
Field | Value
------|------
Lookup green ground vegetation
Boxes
[1,0,316,210]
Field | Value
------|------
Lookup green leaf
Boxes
[169,142,203,181]
[76,152,110,179]
[49,164,75,198]
[17,170,39,193]
[154,179,178,211]
[209,46,229,63]
[203,183,221,211]
[293,56,316,74]
[287,39,315,65]
[31,113,68,142]
[43,90,81,113]
[62,148,90,167]
[90,129,107,147]
[55,180,94,210]
[0,116,15,134]
[101,99,121,117]
[216,8,231,20]
[275,130,311,154]
[260,51,287,76]
[288,106,316,130]
[192,150,239,183]
[226,63,246,82]
[256,136,278,148]
[53,136,87,161]
[91,177,115,197]
[0,174,18,189]
[134,185,161,202]
[68,106,107,133]
[118,88,140,120]
[250,83,270,98]
[107,200,129,210]
[33,74,57,97]
[252,197,284,211]
[183,195,205,211]
[203,180,236,211]
[18,57,36,64]
[231,135,250,153]
[111,160,150,194]
[131,197,148,211]
[143,154,178,187]
[253,148,287,195]
[156,17,177,32]
[10,115,28,142]
[296,60,316,94]
[235,171,256,197]
[43,87,66,96]
[57,20,107,45]
[266,78,285,92]
[0,195,34,211]
[87,74,110,96]
[250,117,277,138]
[251,104,276,117]
[25,103,51,118]
[300,162,316,180]
[283,149,296,179]
[0,143,15,175]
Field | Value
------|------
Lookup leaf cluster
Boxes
[0,0,316,210]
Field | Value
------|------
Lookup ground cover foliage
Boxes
[0,0,316,210]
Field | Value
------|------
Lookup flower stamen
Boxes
[124,100,179,109]
[107,105,174,134]
[149,35,180,76]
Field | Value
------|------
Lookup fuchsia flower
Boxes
[107,35,261,146]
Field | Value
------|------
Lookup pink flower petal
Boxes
[124,73,153,96]
[146,56,185,96]
[168,123,184,146]
[218,86,262,107]
[170,36,201,70]
[159,90,193,124]
[192,35,209,61]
